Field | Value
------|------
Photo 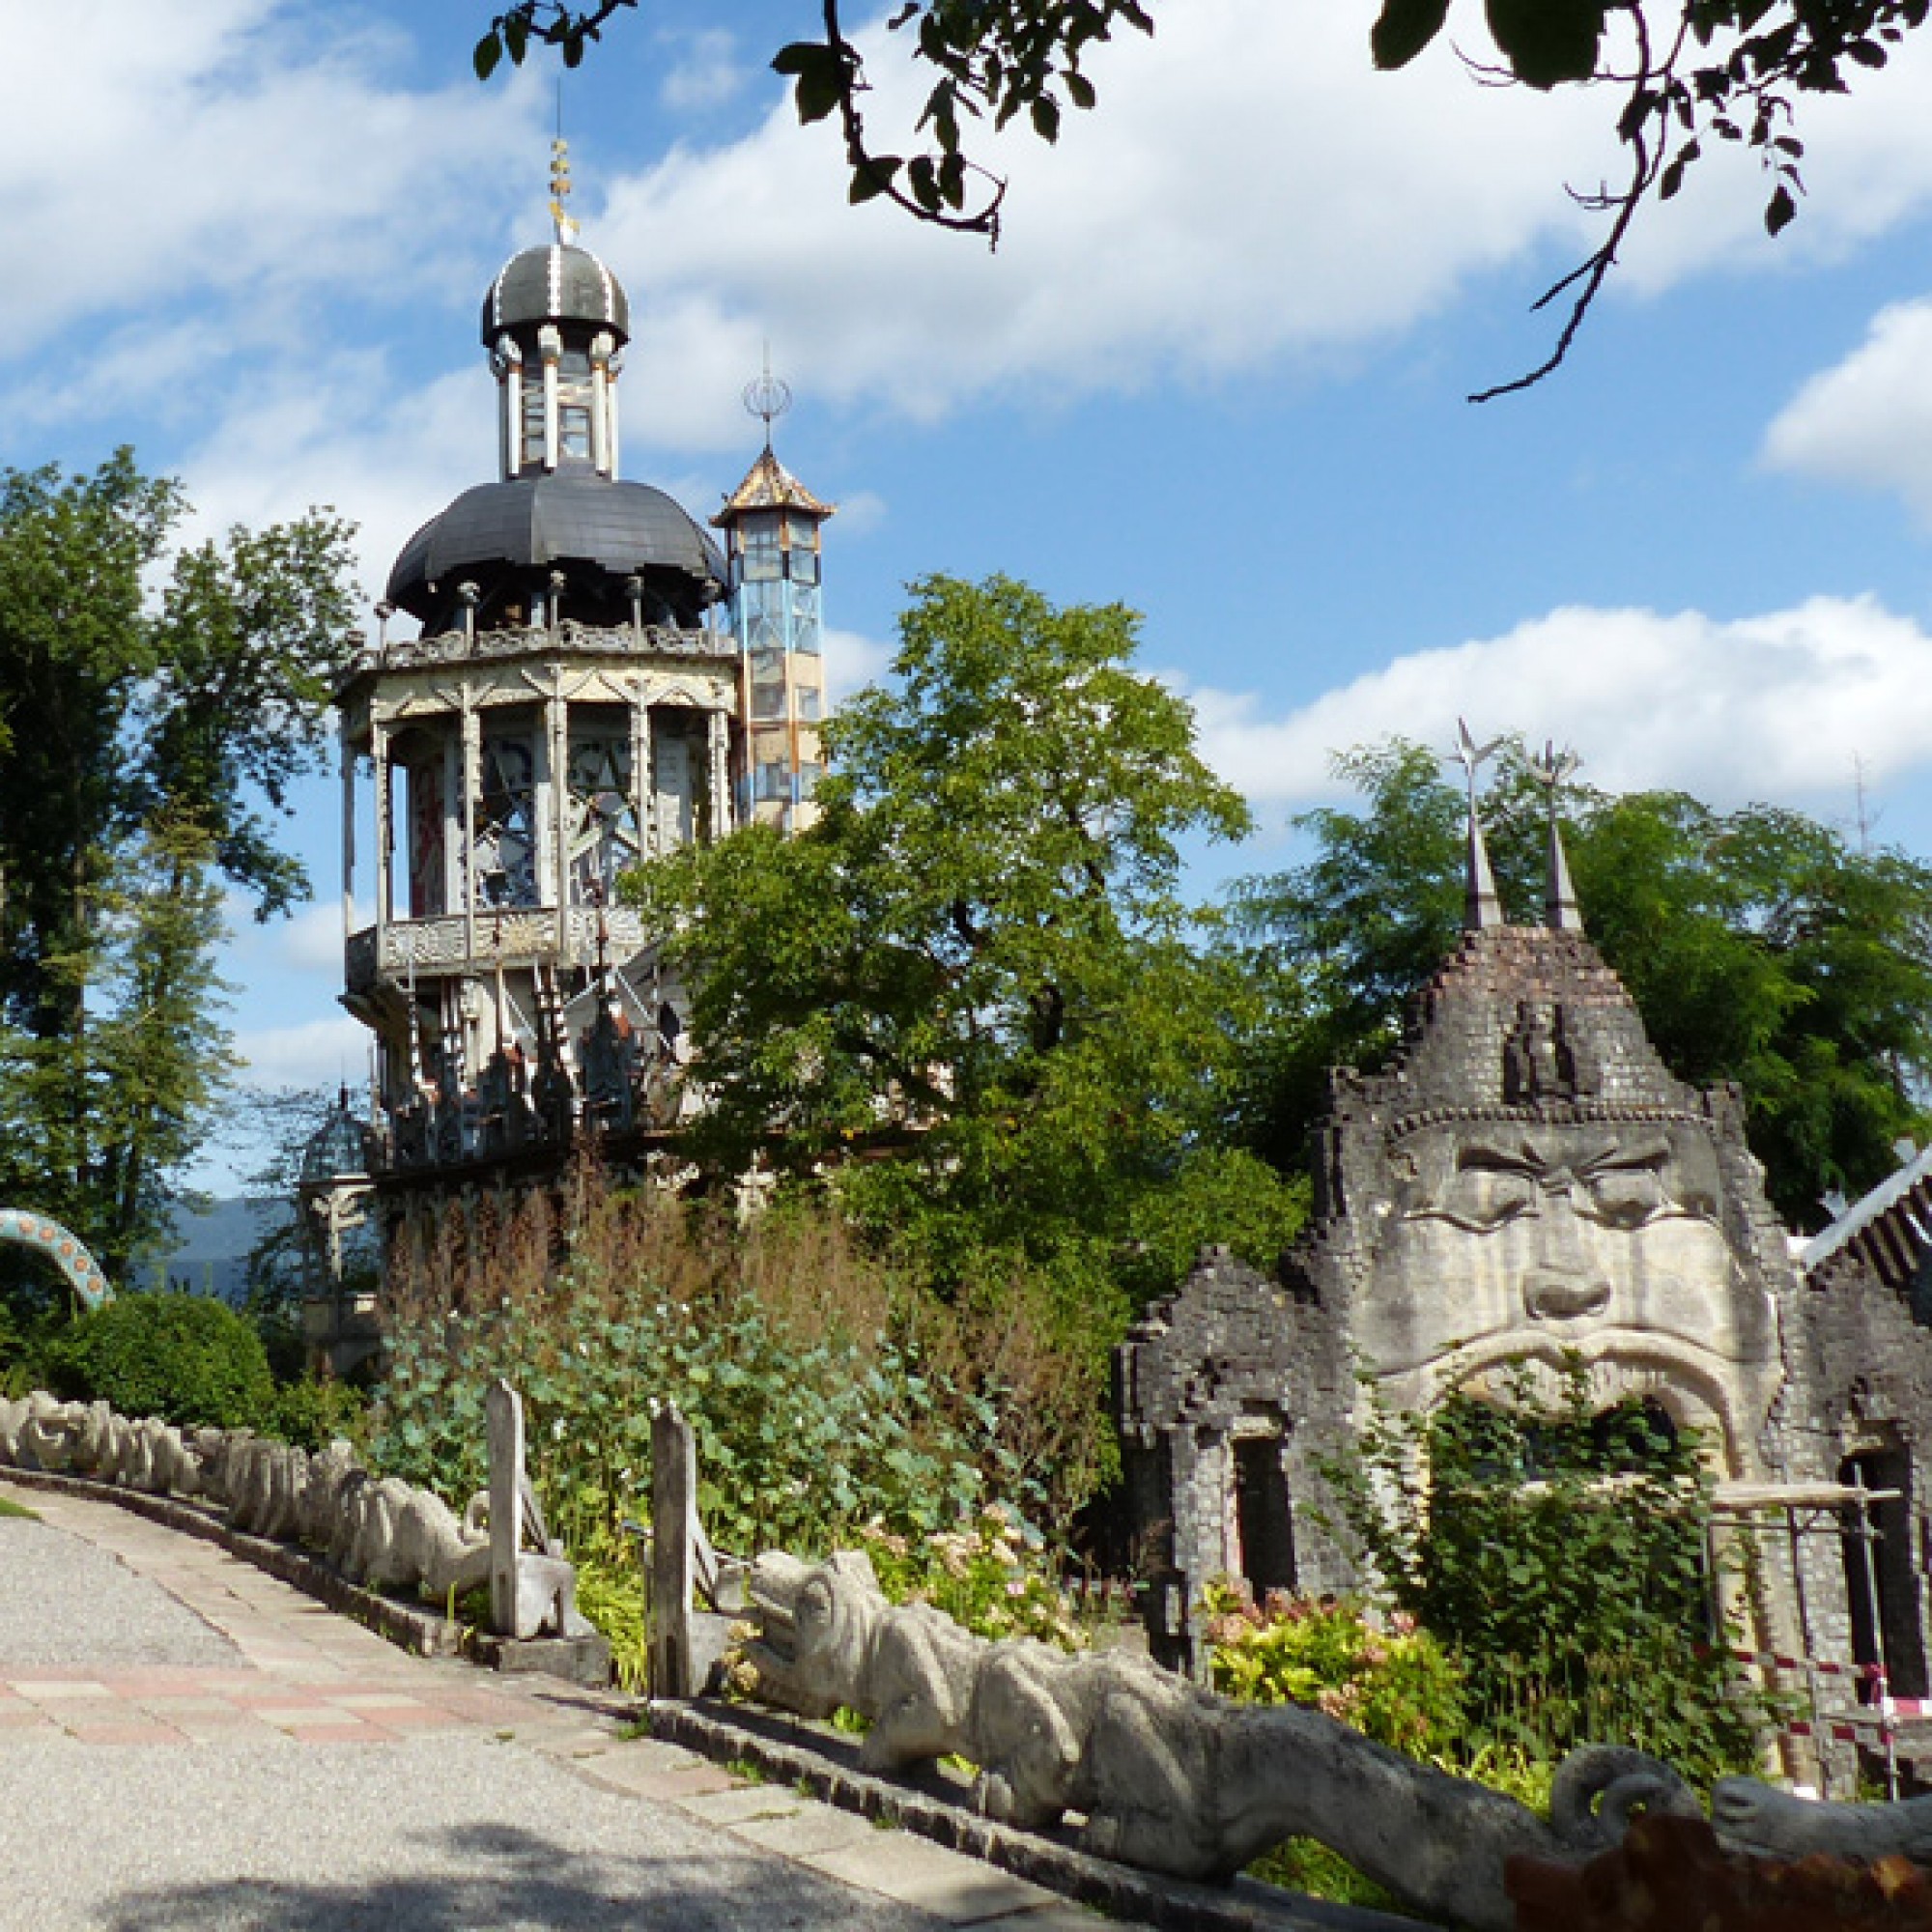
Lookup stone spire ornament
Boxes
[1529,740,1584,932]
[549,132,579,244]
[1453,719,1505,930]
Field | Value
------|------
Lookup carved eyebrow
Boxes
[1455,1143,1540,1172]
[1576,1139,1671,1174]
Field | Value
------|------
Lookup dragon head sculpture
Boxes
[745,1548,887,1720]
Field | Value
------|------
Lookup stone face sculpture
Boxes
[0,1389,582,1639]
[745,1548,1696,1932]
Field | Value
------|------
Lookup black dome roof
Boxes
[386,473,727,620]
[481,242,631,347]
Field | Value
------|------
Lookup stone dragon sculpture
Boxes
[0,1390,588,1640]
[744,1548,1700,1932]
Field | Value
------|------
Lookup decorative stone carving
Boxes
[0,1207,113,1309]
[0,1389,584,1639]
[745,1547,1695,1932]
[1711,1776,1932,1863]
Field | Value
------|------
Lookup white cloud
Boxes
[594,0,1616,447]
[1179,594,1932,810]
[233,1015,368,1090]
[1761,298,1932,526]
[660,28,749,112]
[824,625,895,702]
[179,359,491,614]
[0,1,542,361]
[583,0,1932,447]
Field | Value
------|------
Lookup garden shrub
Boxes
[263,1374,368,1453]
[366,1279,997,1565]
[856,1504,1088,1648]
[46,1291,273,1430]
[1202,1582,1466,1916]
[1317,1357,1779,1786]
[1201,1579,1465,1757]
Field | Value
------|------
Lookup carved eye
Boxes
[1436,1165,1535,1231]
[1583,1169,1666,1229]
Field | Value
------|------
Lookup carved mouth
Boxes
[1522,1273,1611,1321]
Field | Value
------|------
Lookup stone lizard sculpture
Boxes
[745,1548,1697,1932]
[1712,1775,1932,1864]
[0,1389,581,1638]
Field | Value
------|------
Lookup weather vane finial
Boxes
[1528,739,1585,933]
[742,343,792,451]
[549,127,578,245]
[1452,719,1506,932]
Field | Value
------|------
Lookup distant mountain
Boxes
[141,1197,294,1302]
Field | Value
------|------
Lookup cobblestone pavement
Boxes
[0,1479,1117,1932]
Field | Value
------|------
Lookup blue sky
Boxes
[10,0,1932,1186]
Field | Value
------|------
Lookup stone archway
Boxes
[0,1208,113,1309]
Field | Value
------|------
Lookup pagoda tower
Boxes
[330,150,834,1188]
[712,370,835,833]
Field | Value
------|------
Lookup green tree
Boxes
[1233,738,1932,1226]
[627,572,1299,1339]
[0,451,355,1291]
[473,0,1922,389]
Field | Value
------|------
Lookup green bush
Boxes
[46,1292,273,1430]
[1201,1580,1465,1758]
[856,1504,1088,1648]
[263,1375,368,1452]
[365,1276,998,1564]
[1316,1357,1779,1786]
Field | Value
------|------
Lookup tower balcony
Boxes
[345,903,650,996]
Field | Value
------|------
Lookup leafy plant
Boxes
[263,1375,368,1453]
[1201,1580,1464,1758]
[856,1504,1088,1648]
[43,1290,273,1430]
[366,1267,996,1562]
[1316,1358,1778,1785]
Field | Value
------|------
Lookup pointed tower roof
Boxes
[1531,742,1585,934]
[713,446,836,524]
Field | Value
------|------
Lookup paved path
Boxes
[0,1480,1115,1932]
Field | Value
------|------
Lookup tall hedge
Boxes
[49,1292,272,1430]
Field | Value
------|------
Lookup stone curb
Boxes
[649,1698,1432,1932]
[1,1464,606,1684]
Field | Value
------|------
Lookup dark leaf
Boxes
[1372,0,1453,71]
[472,30,503,81]
[1486,0,1606,87]
[1765,182,1798,235]
[849,156,903,204]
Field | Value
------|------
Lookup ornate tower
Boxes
[713,370,834,833]
[333,154,775,1183]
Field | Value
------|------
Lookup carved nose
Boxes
[1523,1270,1611,1321]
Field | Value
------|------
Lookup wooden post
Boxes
[650,1401,697,1698]
[486,1379,524,1638]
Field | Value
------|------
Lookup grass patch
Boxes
[0,1495,39,1520]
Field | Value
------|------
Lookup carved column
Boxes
[548,686,570,954]
[461,694,479,958]
[651,1402,699,1697]
[632,691,653,864]
[371,718,392,946]
[706,708,730,843]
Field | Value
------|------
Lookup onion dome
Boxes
[386,472,727,629]
[481,242,630,348]
[300,1092,373,1185]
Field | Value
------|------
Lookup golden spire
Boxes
[549,134,578,245]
